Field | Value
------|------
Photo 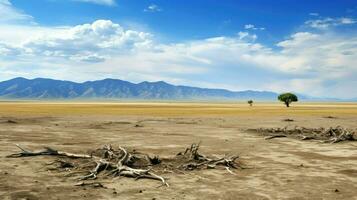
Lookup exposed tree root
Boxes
[176,142,240,173]
[300,135,315,140]
[75,182,105,188]
[250,126,356,143]
[7,119,17,124]
[264,135,287,140]
[323,127,356,143]
[7,144,168,187]
[7,143,241,187]
[7,144,91,158]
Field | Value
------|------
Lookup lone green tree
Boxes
[247,100,253,106]
[278,93,298,107]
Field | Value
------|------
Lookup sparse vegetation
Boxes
[247,100,253,106]
[278,93,298,107]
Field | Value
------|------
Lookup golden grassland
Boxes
[0,101,357,117]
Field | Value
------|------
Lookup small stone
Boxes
[139,190,143,193]
[335,189,339,193]
[113,191,117,194]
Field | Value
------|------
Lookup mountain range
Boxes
[0,77,279,100]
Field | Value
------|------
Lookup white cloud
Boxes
[1,11,357,98]
[244,24,265,30]
[144,4,162,12]
[141,30,357,97]
[270,31,357,97]
[237,31,257,41]
[74,0,116,6]
[0,43,20,57]
[18,20,152,62]
[2,21,357,98]
[340,17,356,24]
[309,13,319,16]
[305,17,357,29]
[244,24,255,29]
[0,0,33,23]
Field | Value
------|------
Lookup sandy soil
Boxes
[0,102,356,200]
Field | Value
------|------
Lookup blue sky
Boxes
[1,0,357,98]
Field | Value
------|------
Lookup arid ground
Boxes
[0,102,356,200]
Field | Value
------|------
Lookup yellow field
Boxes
[0,102,357,117]
[1,101,357,199]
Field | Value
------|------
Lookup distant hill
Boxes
[0,77,278,100]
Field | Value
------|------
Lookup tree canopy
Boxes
[278,93,298,107]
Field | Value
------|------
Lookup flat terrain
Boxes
[0,102,356,200]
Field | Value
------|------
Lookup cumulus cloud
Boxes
[0,43,21,57]
[21,20,152,62]
[135,30,357,97]
[144,4,162,12]
[1,12,357,98]
[73,0,116,6]
[279,32,357,75]
[270,31,357,97]
[305,17,357,29]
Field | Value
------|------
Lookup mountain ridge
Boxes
[0,77,278,100]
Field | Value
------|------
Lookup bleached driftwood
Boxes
[7,143,241,187]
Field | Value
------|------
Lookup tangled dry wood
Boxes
[7,143,241,187]
[251,126,356,143]
[176,143,239,174]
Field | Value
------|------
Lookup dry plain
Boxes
[0,102,356,200]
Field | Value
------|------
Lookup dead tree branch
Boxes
[7,143,240,187]
[251,126,356,143]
